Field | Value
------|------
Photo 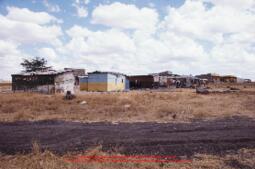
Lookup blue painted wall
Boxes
[79,73,130,91]
[125,79,130,90]
[88,73,108,83]
[79,76,88,83]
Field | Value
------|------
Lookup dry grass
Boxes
[0,145,254,169]
[0,83,11,92]
[0,85,255,122]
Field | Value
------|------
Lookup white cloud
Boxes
[84,0,90,5]
[0,7,62,45]
[61,22,205,76]
[159,32,206,60]
[92,2,158,32]
[0,41,19,56]
[204,0,255,10]
[148,2,155,8]
[76,6,88,18]
[75,0,90,4]
[43,0,61,13]
[37,47,64,69]
[65,27,136,55]
[56,26,138,73]
[38,47,58,60]
[66,25,91,37]
[73,0,89,18]
[6,6,60,24]
[162,0,255,43]
[0,6,64,80]
[0,40,27,80]
[0,15,62,45]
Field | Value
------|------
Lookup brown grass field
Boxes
[0,144,254,169]
[0,83,11,93]
[0,83,255,169]
[0,84,255,123]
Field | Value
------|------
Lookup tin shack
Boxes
[80,71,129,92]
[128,75,154,89]
[220,75,237,83]
[12,69,75,94]
[196,73,221,83]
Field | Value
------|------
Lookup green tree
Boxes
[21,57,49,72]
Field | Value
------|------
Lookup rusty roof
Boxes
[89,71,127,76]
[11,69,73,76]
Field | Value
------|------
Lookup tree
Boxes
[21,57,49,72]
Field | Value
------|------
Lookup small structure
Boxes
[244,79,252,83]
[196,73,221,83]
[79,71,128,92]
[64,68,86,85]
[150,71,176,88]
[220,75,237,83]
[128,75,154,89]
[237,78,252,83]
[173,75,202,88]
[129,72,202,89]
[12,69,75,94]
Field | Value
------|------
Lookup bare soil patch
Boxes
[0,117,255,157]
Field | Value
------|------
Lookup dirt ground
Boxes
[0,117,254,156]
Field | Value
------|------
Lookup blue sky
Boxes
[0,0,184,29]
[0,0,255,80]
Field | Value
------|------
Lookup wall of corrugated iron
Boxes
[79,73,128,92]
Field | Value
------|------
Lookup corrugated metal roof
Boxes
[12,70,73,76]
[221,75,237,78]
[89,71,126,76]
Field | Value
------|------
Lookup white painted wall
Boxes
[55,72,75,94]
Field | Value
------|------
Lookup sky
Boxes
[0,0,255,80]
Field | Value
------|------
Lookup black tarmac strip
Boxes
[0,116,255,157]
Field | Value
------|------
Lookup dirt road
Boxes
[0,117,255,157]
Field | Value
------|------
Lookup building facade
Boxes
[64,68,86,85]
[128,75,154,89]
[196,73,221,83]
[80,71,128,92]
[220,75,237,83]
[151,71,173,87]
[12,70,75,94]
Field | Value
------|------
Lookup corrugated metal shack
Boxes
[79,71,129,92]
[151,71,171,88]
[12,69,75,94]
[220,75,237,83]
[128,72,202,89]
[196,73,221,83]
[173,75,202,88]
[128,75,154,89]
[196,73,238,83]
[151,71,181,88]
